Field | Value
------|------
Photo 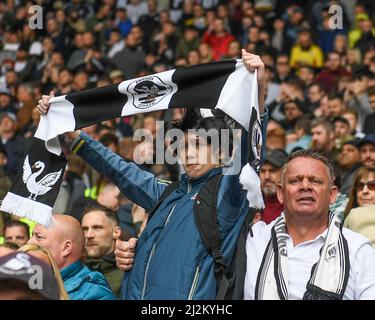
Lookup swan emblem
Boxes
[22,155,62,200]
[0,253,32,273]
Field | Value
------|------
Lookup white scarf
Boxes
[255,211,350,300]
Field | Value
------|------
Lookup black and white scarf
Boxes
[1,59,264,226]
[255,211,350,300]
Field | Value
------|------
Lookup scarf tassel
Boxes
[303,284,341,300]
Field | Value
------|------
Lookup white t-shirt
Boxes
[244,220,375,300]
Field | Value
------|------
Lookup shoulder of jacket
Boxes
[69,269,115,299]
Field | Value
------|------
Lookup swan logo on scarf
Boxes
[22,155,62,200]
[127,76,174,109]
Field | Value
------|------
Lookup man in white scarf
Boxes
[245,149,375,300]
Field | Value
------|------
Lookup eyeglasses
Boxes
[357,180,375,191]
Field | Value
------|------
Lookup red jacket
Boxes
[202,32,235,61]
[315,67,351,93]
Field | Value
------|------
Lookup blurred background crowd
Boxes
[0,0,375,299]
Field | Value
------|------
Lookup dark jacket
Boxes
[111,46,146,79]
[85,252,123,297]
[0,134,27,184]
[339,163,362,196]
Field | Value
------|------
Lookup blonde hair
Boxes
[17,244,69,300]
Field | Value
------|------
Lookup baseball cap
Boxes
[340,137,360,149]
[0,252,59,300]
[265,148,288,168]
[0,88,14,98]
[358,134,375,148]
[0,112,17,123]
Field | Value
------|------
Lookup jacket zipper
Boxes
[141,243,155,299]
[140,203,177,299]
[187,180,192,193]
[188,265,200,300]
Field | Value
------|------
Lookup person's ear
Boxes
[113,226,121,240]
[277,182,284,204]
[329,185,339,205]
[61,240,73,258]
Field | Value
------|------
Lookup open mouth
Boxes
[297,197,315,203]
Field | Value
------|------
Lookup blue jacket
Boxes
[75,111,268,300]
[61,260,116,300]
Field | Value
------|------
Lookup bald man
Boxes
[28,215,115,300]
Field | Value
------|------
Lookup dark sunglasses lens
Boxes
[358,181,375,191]
[368,181,375,191]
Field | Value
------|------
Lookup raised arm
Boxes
[37,92,168,211]
[219,51,268,207]
[72,132,168,211]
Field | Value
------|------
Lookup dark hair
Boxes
[4,220,30,239]
[276,53,289,61]
[308,81,324,93]
[367,86,375,97]
[168,109,233,157]
[59,67,73,75]
[82,204,119,226]
[1,242,20,250]
[0,279,47,300]
[99,132,119,148]
[281,149,335,185]
[333,116,350,127]
[328,92,343,102]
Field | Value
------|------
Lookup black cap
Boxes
[0,252,59,300]
[265,148,288,168]
[341,137,360,149]
[358,134,375,148]
[333,116,350,127]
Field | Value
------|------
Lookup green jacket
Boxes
[85,252,123,296]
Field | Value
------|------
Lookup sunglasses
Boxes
[357,180,375,191]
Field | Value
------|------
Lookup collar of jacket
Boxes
[85,252,117,272]
[60,260,84,282]
[179,166,223,192]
